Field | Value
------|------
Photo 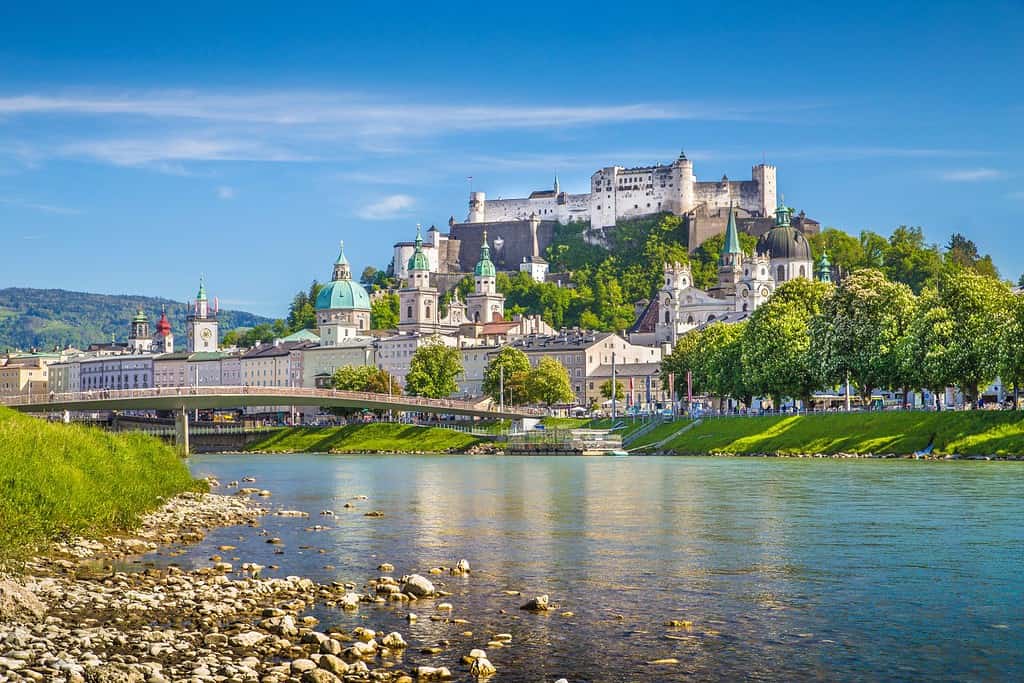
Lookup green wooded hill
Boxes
[0,287,273,351]
[652,412,1024,456]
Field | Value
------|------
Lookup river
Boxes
[162,454,1022,682]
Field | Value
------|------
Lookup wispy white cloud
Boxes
[356,194,415,220]
[0,91,779,129]
[0,89,821,172]
[0,197,81,215]
[217,185,235,200]
[58,136,311,167]
[938,168,1005,182]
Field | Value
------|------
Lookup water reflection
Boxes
[172,455,1024,682]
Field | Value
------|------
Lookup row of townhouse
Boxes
[37,326,667,411]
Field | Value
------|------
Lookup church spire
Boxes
[722,204,742,262]
[407,223,430,272]
[554,173,560,195]
[332,240,352,281]
[474,230,496,279]
[197,275,207,301]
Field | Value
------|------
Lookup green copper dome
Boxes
[474,230,497,277]
[316,240,371,311]
[315,278,371,311]
[407,225,430,272]
[132,308,149,324]
[197,276,207,301]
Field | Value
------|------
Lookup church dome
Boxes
[316,278,371,311]
[316,240,371,312]
[756,226,813,262]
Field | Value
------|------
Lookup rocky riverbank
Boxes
[0,482,562,683]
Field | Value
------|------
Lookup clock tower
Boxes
[186,276,219,352]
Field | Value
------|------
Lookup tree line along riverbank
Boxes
[0,406,203,564]
[643,411,1024,456]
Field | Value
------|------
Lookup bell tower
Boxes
[186,276,219,352]
[467,230,505,324]
[399,225,440,334]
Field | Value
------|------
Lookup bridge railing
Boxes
[1,385,544,417]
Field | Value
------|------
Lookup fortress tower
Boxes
[751,163,777,218]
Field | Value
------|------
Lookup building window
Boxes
[777,265,785,282]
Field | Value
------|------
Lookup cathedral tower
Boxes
[467,230,505,324]
[399,225,440,334]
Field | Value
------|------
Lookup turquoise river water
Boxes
[163,454,1022,682]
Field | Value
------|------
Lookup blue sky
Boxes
[1,1,1021,317]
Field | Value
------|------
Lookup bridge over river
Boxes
[1,386,541,454]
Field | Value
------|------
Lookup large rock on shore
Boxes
[0,580,45,621]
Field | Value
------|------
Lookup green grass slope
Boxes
[0,407,201,562]
[661,411,1024,456]
[246,423,485,454]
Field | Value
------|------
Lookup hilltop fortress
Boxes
[392,151,817,280]
[469,151,776,229]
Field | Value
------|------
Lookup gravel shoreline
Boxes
[0,481,532,683]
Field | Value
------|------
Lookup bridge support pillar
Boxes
[174,407,190,456]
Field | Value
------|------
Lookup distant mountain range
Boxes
[0,288,274,352]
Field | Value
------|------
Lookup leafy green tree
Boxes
[945,233,999,279]
[600,379,626,401]
[286,281,322,332]
[526,357,575,406]
[859,231,889,269]
[661,329,709,399]
[700,321,750,405]
[331,365,401,395]
[812,269,915,402]
[482,346,532,405]
[882,226,943,294]
[809,228,865,279]
[904,269,1010,405]
[360,266,378,285]
[371,293,399,330]
[742,279,831,406]
[998,294,1024,407]
[404,337,463,398]
[1018,273,1024,288]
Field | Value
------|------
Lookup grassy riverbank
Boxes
[0,406,201,562]
[246,423,485,454]
[653,411,1024,456]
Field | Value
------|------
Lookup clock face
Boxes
[201,328,213,340]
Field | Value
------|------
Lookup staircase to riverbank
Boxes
[630,418,702,452]
[622,417,665,447]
